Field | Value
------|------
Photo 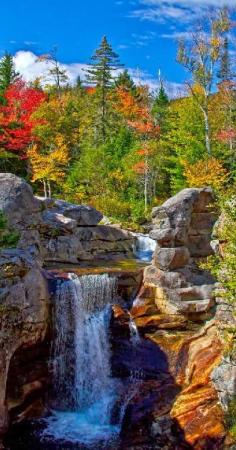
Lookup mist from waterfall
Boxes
[43,273,121,446]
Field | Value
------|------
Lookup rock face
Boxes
[110,188,228,448]
[0,176,229,448]
[0,249,50,435]
[0,173,134,263]
[0,173,134,438]
[136,188,218,319]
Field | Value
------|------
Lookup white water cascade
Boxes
[43,273,121,446]
[133,233,156,262]
[128,312,140,345]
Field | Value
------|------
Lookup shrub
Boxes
[0,211,19,249]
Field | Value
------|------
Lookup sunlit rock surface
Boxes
[111,188,229,448]
[0,173,134,263]
[0,175,233,449]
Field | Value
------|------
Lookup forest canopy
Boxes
[0,10,235,228]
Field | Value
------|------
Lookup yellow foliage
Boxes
[182,157,228,190]
[28,135,69,184]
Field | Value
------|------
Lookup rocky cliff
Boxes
[112,188,233,448]
[0,173,134,437]
[0,175,234,449]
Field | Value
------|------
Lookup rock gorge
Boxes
[0,173,235,449]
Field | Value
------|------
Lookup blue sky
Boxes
[2,0,236,95]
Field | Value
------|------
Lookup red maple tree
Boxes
[0,81,46,158]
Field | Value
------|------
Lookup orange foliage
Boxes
[86,86,96,95]
[114,87,140,118]
[132,161,146,174]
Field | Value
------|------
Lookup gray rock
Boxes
[54,200,103,226]
[42,210,78,232]
[143,187,218,322]
[0,173,41,228]
[153,246,190,270]
[0,248,49,434]
[212,359,236,409]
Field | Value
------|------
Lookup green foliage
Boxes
[217,197,236,304]
[0,151,28,177]
[0,52,20,98]
[115,69,138,96]
[1,10,236,227]
[225,396,236,440]
[0,211,19,249]
[86,36,122,142]
[152,82,169,128]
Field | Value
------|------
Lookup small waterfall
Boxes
[128,313,140,345]
[133,233,156,261]
[43,273,121,445]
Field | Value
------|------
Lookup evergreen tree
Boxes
[0,52,20,95]
[218,37,233,82]
[152,82,169,128]
[86,36,122,142]
[115,69,137,95]
[76,75,83,90]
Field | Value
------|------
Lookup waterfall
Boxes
[133,233,156,261]
[128,313,140,345]
[43,273,121,446]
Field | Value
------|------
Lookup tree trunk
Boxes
[144,162,148,214]
[101,84,106,143]
[47,180,52,198]
[203,109,211,156]
[43,180,47,199]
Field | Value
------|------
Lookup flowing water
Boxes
[128,312,141,345]
[42,273,121,447]
[133,233,156,262]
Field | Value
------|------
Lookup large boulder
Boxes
[151,187,217,260]
[0,173,41,228]
[139,188,219,320]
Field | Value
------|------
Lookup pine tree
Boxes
[86,36,122,142]
[0,52,20,95]
[76,75,83,90]
[152,82,169,128]
[218,37,232,82]
[115,69,137,95]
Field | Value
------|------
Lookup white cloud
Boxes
[132,0,236,24]
[160,31,194,40]
[117,44,129,49]
[141,0,235,6]
[23,41,38,46]
[13,51,88,84]
[128,67,185,97]
[12,50,183,98]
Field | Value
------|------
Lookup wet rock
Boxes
[170,323,225,447]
